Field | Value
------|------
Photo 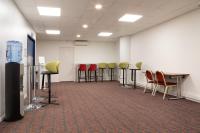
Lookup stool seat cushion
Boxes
[79,64,87,71]
[42,71,58,75]
[99,63,107,69]
[108,63,116,69]
[45,61,60,73]
[119,62,129,69]
[88,64,97,71]
[135,62,142,69]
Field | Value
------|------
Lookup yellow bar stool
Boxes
[98,63,107,82]
[41,60,60,104]
[108,63,117,81]
[119,62,129,86]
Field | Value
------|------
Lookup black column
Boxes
[122,69,125,86]
[42,74,45,89]
[111,69,113,81]
[134,70,137,88]
[48,74,51,104]
[5,62,22,121]
[85,71,87,82]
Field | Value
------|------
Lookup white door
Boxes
[59,47,75,81]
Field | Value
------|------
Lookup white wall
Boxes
[119,37,131,62]
[36,40,118,82]
[75,42,118,64]
[0,0,36,120]
[117,37,132,83]
[128,9,200,101]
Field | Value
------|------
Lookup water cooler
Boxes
[5,41,24,121]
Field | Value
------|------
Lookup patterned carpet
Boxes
[0,81,200,133]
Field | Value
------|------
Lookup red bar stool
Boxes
[88,64,97,82]
[78,64,87,83]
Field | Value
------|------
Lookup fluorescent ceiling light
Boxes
[119,14,142,23]
[76,34,81,38]
[95,4,103,10]
[37,6,61,16]
[46,30,60,35]
[98,32,113,37]
[82,24,88,29]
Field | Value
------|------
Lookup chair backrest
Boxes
[45,60,60,73]
[135,62,142,69]
[89,64,97,71]
[79,64,87,71]
[119,62,129,69]
[108,63,116,69]
[145,70,154,81]
[155,71,166,86]
[98,63,107,69]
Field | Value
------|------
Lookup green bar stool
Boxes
[98,63,107,82]
[119,62,129,86]
[108,63,117,81]
[135,62,142,69]
[41,60,60,104]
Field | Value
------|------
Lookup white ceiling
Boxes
[14,0,200,42]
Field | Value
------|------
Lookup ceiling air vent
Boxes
[74,40,89,46]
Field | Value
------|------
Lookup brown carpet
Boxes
[0,81,200,133]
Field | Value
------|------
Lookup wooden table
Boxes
[130,68,141,88]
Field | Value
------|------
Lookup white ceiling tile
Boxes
[14,0,200,42]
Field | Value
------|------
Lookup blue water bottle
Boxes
[6,41,22,63]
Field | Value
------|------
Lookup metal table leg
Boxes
[169,76,185,100]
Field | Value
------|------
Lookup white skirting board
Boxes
[135,81,200,103]
[185,96,200,103]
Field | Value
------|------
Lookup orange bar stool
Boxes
[88,64,97,82]
[78,64,87,83]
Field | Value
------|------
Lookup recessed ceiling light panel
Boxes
[95,4,103,10]
[76,34,81,38]
[119,14,142,23]
[37,6,61,16]
[98,32,113,37]
[82,24,88,29]
[46,30,60,35]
